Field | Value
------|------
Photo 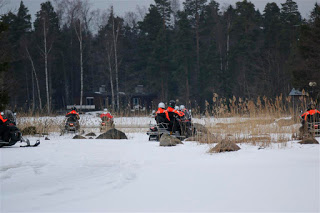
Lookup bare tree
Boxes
[37,16,53,114]
[72,0,92,109]
[26,47,42,111]
[171,0,180,24]
[106,42,115,112]
[124,11,138,28]
[110,6,121,111]
[136,5,147,20]
[0,0,8,12]
[74,18,84,107]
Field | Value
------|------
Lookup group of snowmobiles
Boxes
[63,107,114,134]
[0,107,114,148]
[147,101,196,141]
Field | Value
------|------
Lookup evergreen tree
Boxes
[199,0,222,100]
[280,0,301,55]
[138,2,172,101]
[229,0,262,97]
[1,1,33,109]
[172,11,194,103]
[0,19,9,110]
[291,3,320,101]
[183,0,208,105]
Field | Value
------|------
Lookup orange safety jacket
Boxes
[100,113,113,119]
[301,109,320,120]
[156,108,170,121]
[0,114,7,124]
[167,107,181,116]
[66,110,79,117]
[178,111,185,117]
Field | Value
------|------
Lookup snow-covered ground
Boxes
[1,132,319,212]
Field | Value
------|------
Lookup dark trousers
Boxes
[0,125,10,142]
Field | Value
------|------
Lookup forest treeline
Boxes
[0,0,319,113]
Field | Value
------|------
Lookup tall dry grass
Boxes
[194,93,315,147]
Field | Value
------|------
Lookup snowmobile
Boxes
[0,110,40,148]
[147,120,194,141]
[179,117,196,138]
[64,114,80,133]
[306,122,320,137]
[299,113,320,138]
[147,123,176,141]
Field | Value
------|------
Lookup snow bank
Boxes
[0,134,319,212]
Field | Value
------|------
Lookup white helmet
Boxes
[180,105,185,110]
[158,102,165,109]
[175,106,180,110]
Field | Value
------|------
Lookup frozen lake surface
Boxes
[0,132,319,212]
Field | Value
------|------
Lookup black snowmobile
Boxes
[299,115,320,138]
[0,110,40,148]
[147,120,195,141]
[65,114,80,133]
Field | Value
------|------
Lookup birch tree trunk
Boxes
[112,10,120,112]
[107,46,115,112]
[74,19,84,109]
[226,20,231,71]
[25,68,30,110]
[26,46,42,111]
[43,18,50,114]
[31,66,35,112]
[195,0,200,101]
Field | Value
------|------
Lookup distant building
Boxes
[72,85,156,111]
[289,88,306,113]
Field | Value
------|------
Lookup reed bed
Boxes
[192,93,314,147]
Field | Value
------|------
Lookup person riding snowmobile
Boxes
[100,108,113,122]
[175,106,185,118]
[64,107,80,132]
[155,102,170,126]
[167,100,182,133]
[66,107,80,120]
[300,103,320,123]
[180,105,191,120]
[299,103,320,137]
[100,108,114,130]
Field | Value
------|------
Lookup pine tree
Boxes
[0,20,9,111]
[228,0,262,97]
[291,3,320,101]
[183,0,207,103]
[172,11,194,103]
[138,2,172,101]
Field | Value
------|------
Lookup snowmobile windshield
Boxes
[4,110,16,123]
[67,116,78,122]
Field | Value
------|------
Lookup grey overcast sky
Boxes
[2,0,319,20]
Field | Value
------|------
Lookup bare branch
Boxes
[0,0,8,10]
[136,5,147,20]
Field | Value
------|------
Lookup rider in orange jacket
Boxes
[155,102,170,124]
[66,107,80,120]
[301,103,320,122]
[100,108,113,122]
[167,100,182,133]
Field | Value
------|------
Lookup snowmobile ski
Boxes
[20,138,40,147]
